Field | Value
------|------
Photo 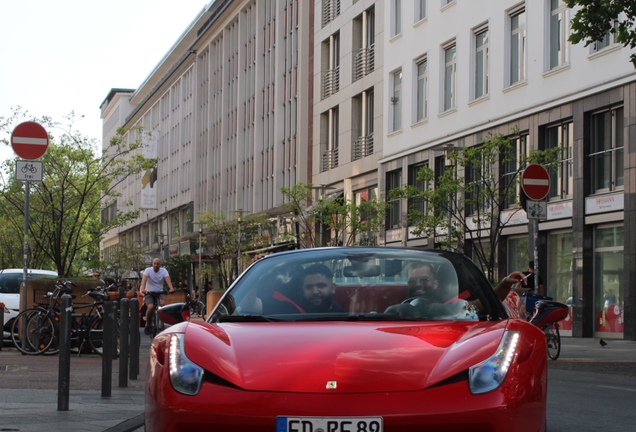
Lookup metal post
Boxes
[198,228,202,293]
[237,216,241,275]
[533,219,539,294]
[118,298,129,388]
[0,302,4,351]
[129,297,140,380]
[101,301,116,397]
[21,181,30,352]
[57,293,72,411]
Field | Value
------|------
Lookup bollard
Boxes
[129,297,140,380]
[119,298,129,387]
[57,294,72,411]
[101,301,116,397]
[0,302,4,351]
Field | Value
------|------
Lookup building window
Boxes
[353,7,375,81]
[417,0,427,21]
[393,0,402,36]
[386,169,402,230]
[352,88,374,160]
[391,70,402,132]
[501,134,527,209]
[465,150,488,216]
[545,122,573,199]
[354,187,378,245]
[416,57,428,122]
[590,106,624,193]
[443,43,456,111]
[408,162,427,224]
[594,225,624,335]
[322,33,340,99]
[322,0,341,27]
[510,7,526,84]
[549,0,569,69]
[590,20,618,53]
[548,231,573,304]
[321,107,340,171]
[474,27,489,99]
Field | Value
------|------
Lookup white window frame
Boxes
[391,69,402,132]
[392,0,402,37]
[417,0,427,22]
[443,42,457,112]
[508,5,526,86]
[415,56,428,122]
[473,25,489,100]
[548,0,569,70]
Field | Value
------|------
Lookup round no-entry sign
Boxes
[11,121,49,160]
[522,164,550,200]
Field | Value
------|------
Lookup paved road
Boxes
[1,330,634,431]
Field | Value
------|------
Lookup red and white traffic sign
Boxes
[11,121,49,160]
[521,164,550,200]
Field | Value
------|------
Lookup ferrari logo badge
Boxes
[326,381,337,389]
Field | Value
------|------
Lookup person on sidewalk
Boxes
[139,258,175,334]
[518,260,545,296]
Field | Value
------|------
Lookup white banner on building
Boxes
[585,193,624,214]
[141,130,159,209]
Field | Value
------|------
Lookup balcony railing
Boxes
[322,148,339,172]
[322,0,341,27]
[352,134,374,160]
[353,44,375,81]
[322,66,340,99]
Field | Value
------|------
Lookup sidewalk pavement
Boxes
[1,331,635,432]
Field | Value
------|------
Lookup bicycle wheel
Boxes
[545,323,561,360]
[23,309,57,355]
[10,309,39,355]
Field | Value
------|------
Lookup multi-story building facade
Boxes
[101,0,635,340]
[379,0,635,340]
[100,0,312,276]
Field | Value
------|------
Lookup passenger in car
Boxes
[265,264,344,314]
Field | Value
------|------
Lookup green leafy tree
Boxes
[389,132,561,283]
[281,183,388,247]
[163,254,192,290]
[316,193,388,247]
[195,210,268,289]
[566,0,636,67]
[280,183,316,248]
[0,108,154,277]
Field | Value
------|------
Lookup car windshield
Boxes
[208,247,507,323]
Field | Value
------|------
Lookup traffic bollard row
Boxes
[119,298,129,388]
[57,294,72,411]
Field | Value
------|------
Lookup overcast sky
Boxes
[0,0,209,162]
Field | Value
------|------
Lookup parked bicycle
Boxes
[11,281,116,356]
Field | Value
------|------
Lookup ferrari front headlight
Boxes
[169,333,204,395]
[468,331,520,394]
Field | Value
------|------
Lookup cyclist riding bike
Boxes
[139,258,175,335]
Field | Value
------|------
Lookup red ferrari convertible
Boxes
[146,247,547,432]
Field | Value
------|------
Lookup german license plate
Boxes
[276,416,383,432]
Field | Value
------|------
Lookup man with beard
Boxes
[298,264,344,313]
[265,263,343,314]
[385,263,525,319]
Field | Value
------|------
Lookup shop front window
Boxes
[594,226,623,335]
[507,236,528,277]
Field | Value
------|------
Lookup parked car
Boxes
[1,268,58,339]
[145,247,548,432]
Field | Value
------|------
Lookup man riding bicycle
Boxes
[139,258,175,335]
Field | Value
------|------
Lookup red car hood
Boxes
[182,320,508,393]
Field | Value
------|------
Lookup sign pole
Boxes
[21,181,30,352]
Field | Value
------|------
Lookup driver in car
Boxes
[386,264,525,319]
